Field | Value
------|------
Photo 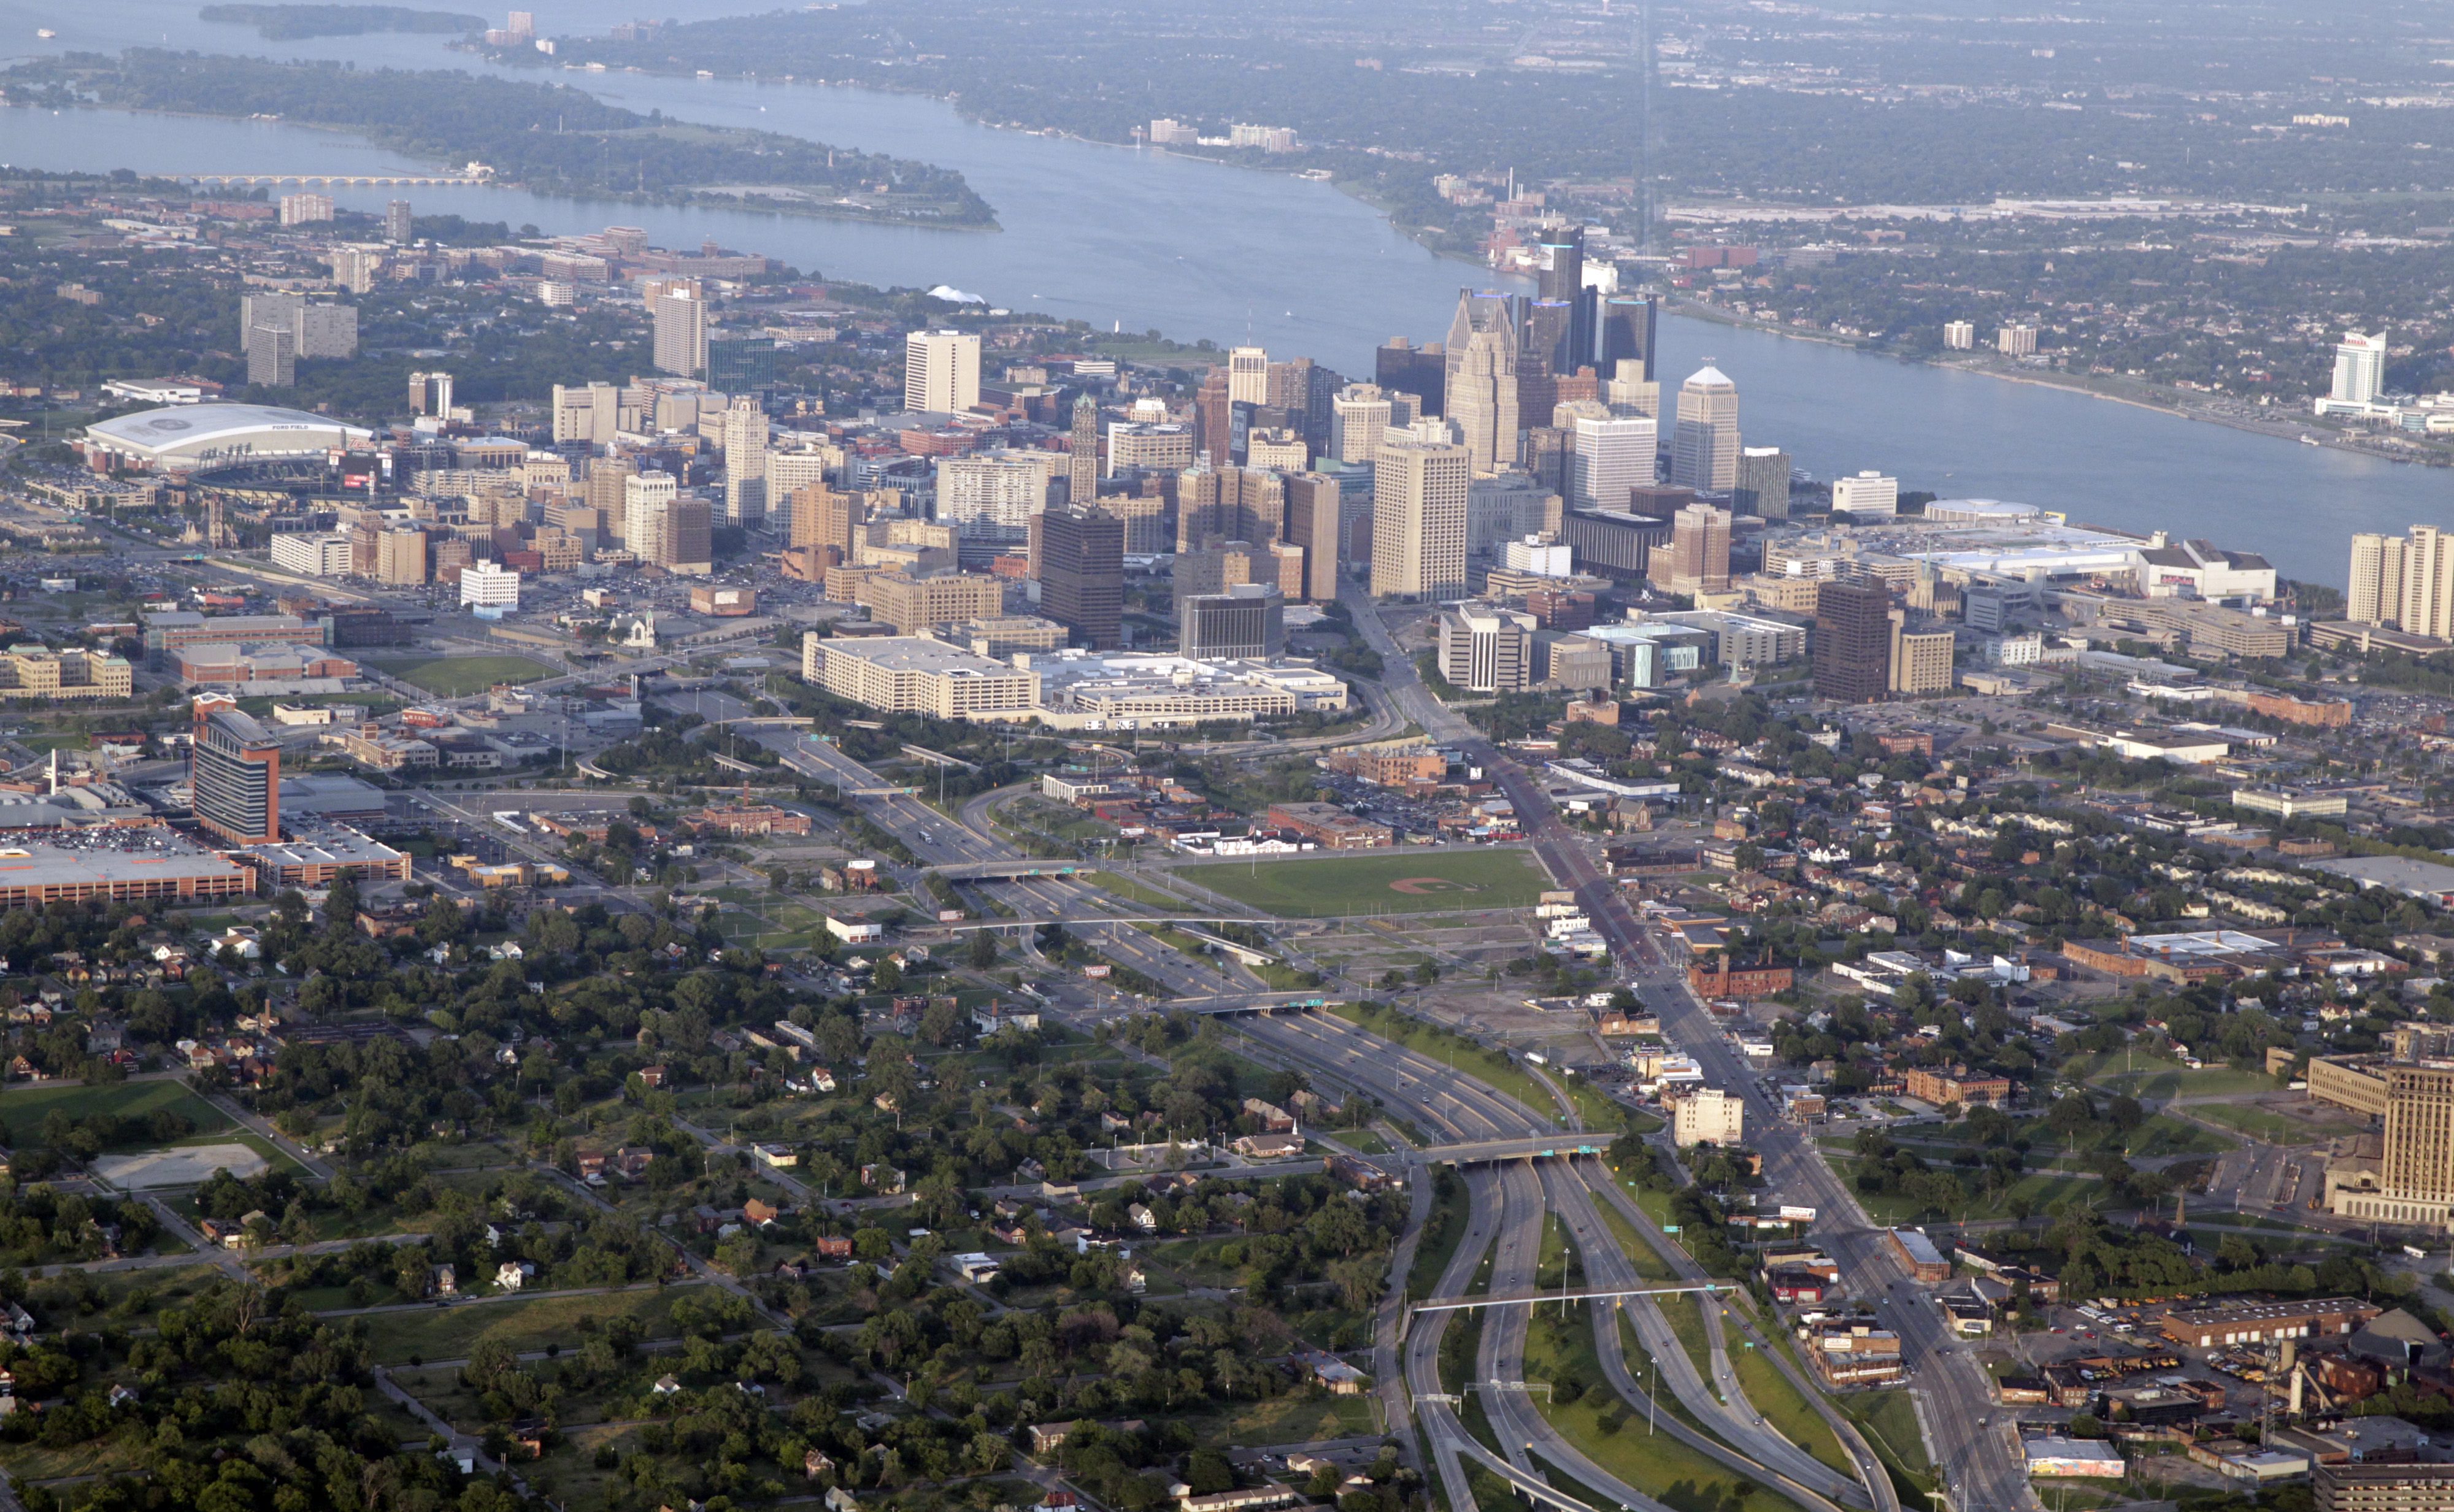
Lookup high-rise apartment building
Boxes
[1669,365,1740,491]
[1228,346,1270,407]
[1996,324,2038,357]
[193,704,281,845]
[904,329,981,415]
[1437,602,1535,693]
[240,294,356,359]
[2333,331,2388,406]
[409,371,454,418]
[1831,471,1899,520]
[1282,474,1341,601]
[329,246,382,294]
[1812,578,1892,704]
[1371,427,1471,601]
[940,454,1046,540]
[1734,447,1791,519]
[247,323,296,388]
[385,199,414,244]
[721,396,767,527]
[278,192,334,226]
[1037,507,1124,649]
[1068,393,1100,505]
[653,288,708,378]
[1568,412,1656,512]
[1942,321,1975,350]
[2349,526,2454,639]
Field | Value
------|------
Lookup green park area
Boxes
[0,1081,231,1147]
[368,654,558,697]
[1179,849,1550,917]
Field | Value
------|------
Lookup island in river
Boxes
[3,49,998,229]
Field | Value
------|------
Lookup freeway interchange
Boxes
[726,592,2026,1512]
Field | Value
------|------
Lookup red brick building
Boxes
[1688,958,1794,999]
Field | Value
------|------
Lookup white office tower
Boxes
[720,397,768,527]
[1228,345,1270,406]
[2333,331,2388,405]
[938,453,1047,539]
[1669,365,1740,491]
[623,470,679,564]
[1331,384,1393,466]
[904,329,981,415]
[1569,412,1658,512]
[460,562,520,611]
[1830,471,1900,520]
[652,288,707,378]
[766,449,833,540]
[1372,425,1471,601]
[1504,536,1572,577]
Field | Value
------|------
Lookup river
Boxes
[5,4,2448,582]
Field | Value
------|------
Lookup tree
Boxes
[968,929,997,969]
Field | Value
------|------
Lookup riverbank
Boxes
[1667,296,2452,470]
[2,50,999,231]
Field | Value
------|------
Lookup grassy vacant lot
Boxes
[1180,849,1549,918]
[358,1284,687,1364]
[0,1081,231,1146]
[369,654,558,696]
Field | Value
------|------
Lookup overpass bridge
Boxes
[172,171,493,186]
[1410,1135,1616,1165]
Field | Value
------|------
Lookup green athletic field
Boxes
[1178,849,1550,916]
[369,654,558,697]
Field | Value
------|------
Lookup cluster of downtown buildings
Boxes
[58,212,2336,728]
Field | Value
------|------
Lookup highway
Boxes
[1335,584,1924,1511]
[735,635,1906,1512]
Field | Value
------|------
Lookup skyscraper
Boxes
[653,288,708,378]
[721,397,767,526]
[1447,330,1520,476]
[1068,393,1100,506]
[1228,346,1270,406]
[625,470,679,564]
[1330,385,1393,466]
[791,482,861,558]
[1282,473,1342,601]
[1372,426,1470,601]
[1177,461,1283,551]
[1813,578,1892,704]
[1599,294,1659,382]
[409,371,454,418]
[247,323,296,388]
[2349,533,2406,627]
[1437,602,1535,693]
[1376,336,1445,416]
[1734,447,1791,519]
[1669,365,1740,491]
[384,199,413,244]
[1039,507,1124,649]
[904,329,981,415]
[1193,369,1233,464]
[2333,331,2388,406]
[193,703,281,845]
[1656,504,1731,596]
[1568,412,1656,512]
[707,335,779,393]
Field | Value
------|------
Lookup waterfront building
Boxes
[1996,324,2038,357]
[1943,321,1975,350]
[1669,365,1740,491]
[2333,331,2388,407]
[1831,471,1900,520]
